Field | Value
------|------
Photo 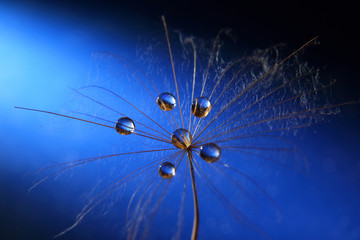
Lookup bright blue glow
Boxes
[1,3,360,240]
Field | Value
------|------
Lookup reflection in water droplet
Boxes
[159,162,176,179]
[200,143,221,163]
[171,128,192,149]
[115,117,135,135]
[156,92,176,111]
[191,97,212,118]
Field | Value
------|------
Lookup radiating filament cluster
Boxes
[115,92,221,179]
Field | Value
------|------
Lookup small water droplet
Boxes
[156,92,176,111]
[200,143,221,163]
[171,129,192,149]
[192,97,211,118]
[159,162,176,179]
[115,117,135,135]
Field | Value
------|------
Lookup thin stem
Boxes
[188,151,199,240]
[175,153,189,240]
[189,38,197,132]
[14,107,114,129]
[162,15,185,129]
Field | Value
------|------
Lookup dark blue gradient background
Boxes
[1,1,359,239]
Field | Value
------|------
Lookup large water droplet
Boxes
[156,92,176,111]
[200,143,221,163]
[171,128,192,149]
[115,117,135,135]
[191,97,211,118]
[159,162,176,179]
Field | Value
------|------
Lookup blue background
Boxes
[1,1,359,239]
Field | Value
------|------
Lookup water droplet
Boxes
[156,92,176,111]
[159,162,175,179]
[200,143,221,163]
[171,128,192,149]
[115,117,135,135]
[191,97,211,118]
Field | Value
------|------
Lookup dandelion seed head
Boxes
[19,15,350,240]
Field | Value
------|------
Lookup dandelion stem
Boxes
[188,151,199,240]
